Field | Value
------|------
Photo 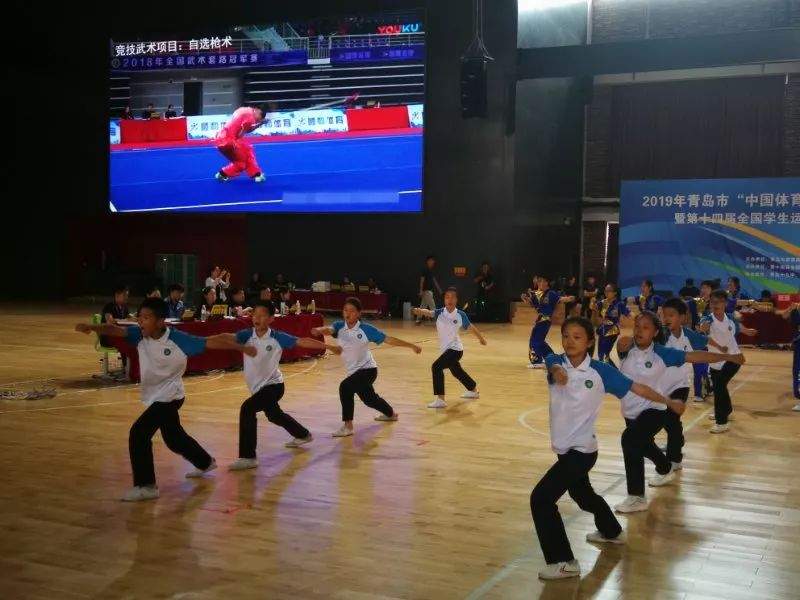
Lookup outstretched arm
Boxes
[630,382,686,415]
[685,350,745,366]
[384,336,422,354]
[739,326,758,337]
[75,323,127,337]
[311,326,334,336]
[412,307,435,318]
[207,333,257,356]
[296,337,342,355]
[776,303,799,319]
[469,324,487,345]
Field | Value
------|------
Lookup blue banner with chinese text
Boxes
[330,45,425,64]
[619,178,800,298]
[110,50,308,71]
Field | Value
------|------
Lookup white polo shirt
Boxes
[331,320,386,376]
[125,327,206,405]
[235,327,298,393]
[544,353,633,455]
[661,327,708,395]
[434,306,471,352]
[701,313,740,370]
[619,343,686,419]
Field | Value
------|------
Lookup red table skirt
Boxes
[346,106,409,131]
[292,291,388,316]
[110,313,324,382]
[120,117,187,144]
[737,310,795,345]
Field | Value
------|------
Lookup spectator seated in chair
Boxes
[166,283,186,320]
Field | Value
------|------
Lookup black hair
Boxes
[425,255,436,261]
[167,283,184,293]
[112,284,129,295]
[729,276,740,287]
[663,297,688,315]
[605,282,619,295]
[700,280,714,289]
[636,310,666,344]
[561,316,596,342]
[344,296,362,311]
[710,289,728,301]
[202,286,215,296]
[231,287,246,296]
[760,289,772,300]
[258,103,271,114]
[685,278,694,285]
[138,297,168,320]
[642,279,653,289]
[444,286,458,296]
[253,301,274,313]
[148,284,161,293]
[167,103,173,108]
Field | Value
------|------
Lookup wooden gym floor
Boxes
[0,306,799,600]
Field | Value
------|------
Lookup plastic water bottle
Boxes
[200,305,208,322]
[310,299,316,314]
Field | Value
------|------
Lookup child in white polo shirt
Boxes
[698,289,758,433]
[227,302,342,471]
[534,317,684,581]
[75,297,255,502]
[412,287,487,409]
[313,296,422,438]
[613,311,745,514]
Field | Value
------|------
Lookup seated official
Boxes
[140,103,159,119]
[199,287,221,314]
[258,286,277,314]
[164,104,177,118]
[273,273,290,294]
[229,287,253,317]
[166,283,186,319]
[102,285,130,325]
[121,106,134,120]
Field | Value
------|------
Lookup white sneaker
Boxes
[374,413,398,422]
[461,390,480,399]
[671,461,683,471]
[648,470,676,487]
[229,457,258,471]
[586,530,626,545]
[792,403,800,412]
[285,434,313,448]
[121,486,159,502]
[427,398,447,409]
[538,560,580,580]
[693,396,705,403]
[332,425,354,437]
[710,423,730,434]
[186,458,217,478]
[614,495,648,513]
[528,363,545,369]
[253,173,266,183]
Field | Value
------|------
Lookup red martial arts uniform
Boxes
[216,107,263,178]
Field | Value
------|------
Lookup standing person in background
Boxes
[563,276,580,318]
[581,275,599,319]
[473,262,495,300]
[273,274,289,295]
[247,273,262,304]
[776,302,800,411]
[725,276,751,313]
[636,280,664,316]
[205,266,231,303]
[523,276,574,369]
[590,283,630,367]
[214,104,267,183]
[679,278,700,299]
[416,255,442,325]
[166,284,185,320]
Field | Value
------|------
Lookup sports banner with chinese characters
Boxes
[110,50,307,71]
[619,178,800,298]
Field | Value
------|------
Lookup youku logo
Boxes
[377,23,422,34]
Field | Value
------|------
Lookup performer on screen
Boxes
[215,104,269,183]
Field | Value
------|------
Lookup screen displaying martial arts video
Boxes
[108,13,424,213]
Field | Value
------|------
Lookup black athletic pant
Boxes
[622,409,671,496]
[432,349,476,396]
[664,388,689,463]
[239,383,310,458]
[531,450,622,565]
[340,368,394,421]
[711,362,740,425]
[129,398,212,487]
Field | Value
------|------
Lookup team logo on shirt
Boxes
[645,361,652,368]
[453,319,458,324]
[585,380,593,389]
[164,349,171,356]
[266,345,273,352]
[357,333,363,339]
[728,326,732,332]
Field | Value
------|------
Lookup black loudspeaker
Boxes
[183,81,203,116]
[460,56,488,118]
